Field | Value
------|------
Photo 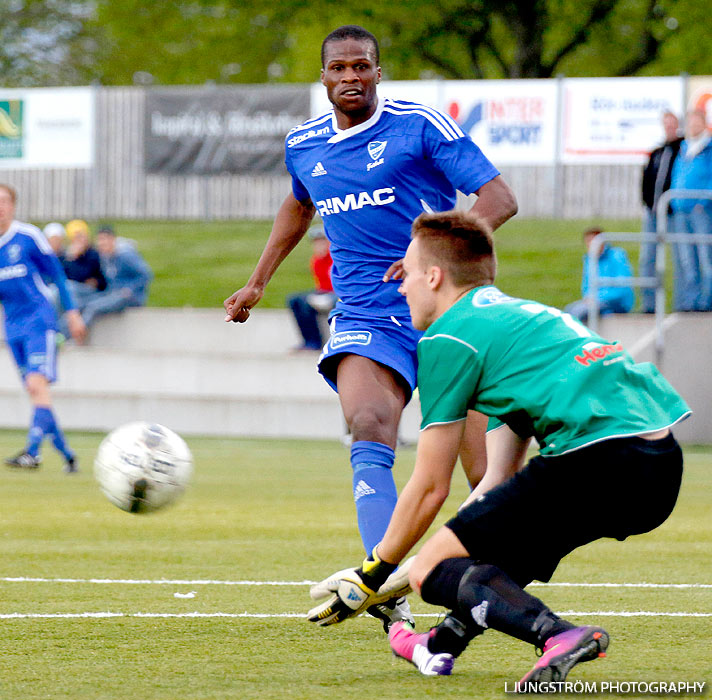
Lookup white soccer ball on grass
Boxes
[94,422,193,513]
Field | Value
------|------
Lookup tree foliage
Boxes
[0,0,710,87]
[0,0,95,87]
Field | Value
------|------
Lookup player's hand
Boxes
[65,309,87,345]
[307,567,378,626]
[223,285,263,323]
[382,258,404,282]
[307,549,403,627]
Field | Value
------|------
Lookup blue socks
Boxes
[26,406,73,461]
[351,440,398,555]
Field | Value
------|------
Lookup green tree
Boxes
[1,0,711,87]
[0,0,95,87]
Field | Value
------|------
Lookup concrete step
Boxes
[0,346,334,398]
[0,386,423,442]
[1,308,305,356]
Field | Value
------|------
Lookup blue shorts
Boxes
[7,329,59,383]
[317,310,422,401]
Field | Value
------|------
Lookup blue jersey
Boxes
[285,97,499,318]
[0,220,75,340]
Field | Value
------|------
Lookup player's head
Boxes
[400,211,496,329]
[321,26,379,67]
[321,26,381,125]
[0,184,17,233]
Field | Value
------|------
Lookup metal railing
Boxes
[587,188,712,364]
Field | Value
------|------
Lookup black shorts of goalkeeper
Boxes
[445,432,683,587]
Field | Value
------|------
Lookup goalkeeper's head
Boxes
[399,211,496,330]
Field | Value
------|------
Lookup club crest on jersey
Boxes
[367,140,387,171]
[8,244,21,263]
[472,287,515,307]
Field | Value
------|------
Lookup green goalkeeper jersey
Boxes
[417,286,690,455]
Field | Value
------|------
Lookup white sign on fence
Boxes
[0,87,95,169]
[561,77,685,164]
[443,79,558,164]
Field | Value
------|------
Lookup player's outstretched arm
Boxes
[223,193,315,323]
[469,175,518,232]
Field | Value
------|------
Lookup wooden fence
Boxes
[6,87,644,223]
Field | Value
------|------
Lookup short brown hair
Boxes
[411,211,496,287]
[0,183,17,203]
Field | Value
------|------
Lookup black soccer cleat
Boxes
[5,451,41,469]
[64,455,79,474]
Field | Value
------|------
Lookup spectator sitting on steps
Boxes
[564,227,634,324]
[287,225,336,351]
[62,219,107,310]
[78,224,152,331]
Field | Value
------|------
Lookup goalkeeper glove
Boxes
[307,548,398,626]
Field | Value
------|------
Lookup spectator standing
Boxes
[670,109,712,311]
[79,224,152,330]
[287,226,336,351]
[640,112,683,313]
[564,227,634,324]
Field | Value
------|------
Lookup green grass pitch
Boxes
[98,216,657,313]
[0,431,709,699]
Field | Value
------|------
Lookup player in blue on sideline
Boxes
[0,184,86,472]
[223,25,517,629]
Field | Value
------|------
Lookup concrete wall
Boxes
[0,308,422,443]
[0,309,707,445]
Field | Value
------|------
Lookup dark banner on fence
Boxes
[144,86,310,175]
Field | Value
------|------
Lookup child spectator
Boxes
[564,227,634,324]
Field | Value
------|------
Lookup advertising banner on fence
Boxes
[443,80,558,164]
[145,86,310,175]
[0,87,94,169]
[687,76,712,127]
[561,77,685,164]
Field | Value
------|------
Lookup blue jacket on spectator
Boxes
[103,245,153,305]
[581,244,635,311]
[671,136,712,213]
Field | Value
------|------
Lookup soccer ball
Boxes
[94,422,193,513]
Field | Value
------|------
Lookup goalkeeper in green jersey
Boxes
[308,210,690,685]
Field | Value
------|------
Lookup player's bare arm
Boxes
[377,420,465,566]
[382,176,517,283]
[223,193,315,323]
[65,309,87,345]
[468,175,518,231]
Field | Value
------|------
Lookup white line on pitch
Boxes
[2,577,710,588]
[0,610,710,620]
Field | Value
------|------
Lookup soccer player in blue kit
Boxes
[223,25,517,628]
[0,184,86,471]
